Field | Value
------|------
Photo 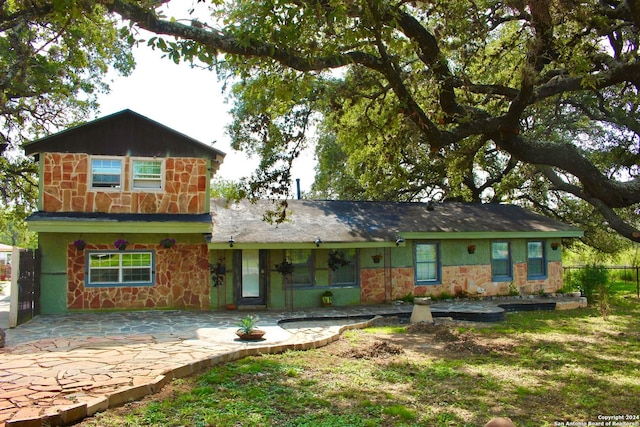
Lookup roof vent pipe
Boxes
[296,178,301,200]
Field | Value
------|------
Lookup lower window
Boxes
[286,249,313,287]
[330,249,358,286]
[415,242,440,284]
[87,251,155,287]
[491,242,512,281]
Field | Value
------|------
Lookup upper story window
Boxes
[132,159,163,190]
[491,241,512,281]
[287,249,314,287]
[527,241,546,278]
[86,251,155,287]
[91,158,122,189]
[415,242,440,284]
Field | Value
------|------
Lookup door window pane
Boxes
[242,249,260,297]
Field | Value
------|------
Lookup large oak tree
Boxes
[14,0,640,250]
[0,1,133,227]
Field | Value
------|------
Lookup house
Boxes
[24,110,583,314]
[23,109,225,314]
[207,199,583,309]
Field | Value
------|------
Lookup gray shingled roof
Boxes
[209,199,582,245]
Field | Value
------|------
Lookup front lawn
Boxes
[80,296,640,427]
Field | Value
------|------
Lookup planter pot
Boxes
[226,303,237,310]
[236,329,266,341]
[74,244,86,251]
[321,296,332,306]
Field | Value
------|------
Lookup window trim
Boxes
[286,249,314,288]
[491,241,512,281]
[131,158,165,191]
[414,241,441,285]
[90,156,123,190]
[329,249,359,287]
[527,240,547,279]
[85,250,155,287]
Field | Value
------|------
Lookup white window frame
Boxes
[86,250,155,287]
[90,156,123,190]
[415,242,440,284]
[131,158,164,191]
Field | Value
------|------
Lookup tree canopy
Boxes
[7,0,640,251]
[0,0,134,225]
[103,0,640,249]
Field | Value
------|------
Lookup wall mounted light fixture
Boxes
[229,236,235,247]
[315,237,322,247]
[395,237,405,246]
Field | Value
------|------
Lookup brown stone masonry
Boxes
[43,153,208,214]
[360,262,563,303]
[67,244,210,310]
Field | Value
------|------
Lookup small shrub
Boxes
[570,264,609,304]
[400,292,414,303]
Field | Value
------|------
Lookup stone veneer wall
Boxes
[43,153,208,214]
[66,244,210,310]
[360,261,563,302]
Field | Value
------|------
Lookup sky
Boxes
[96,2,317,194]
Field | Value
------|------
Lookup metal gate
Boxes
[17,249,40,325]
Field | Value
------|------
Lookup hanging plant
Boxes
[467,245,476,254]
[73,239,86,251]
[371,254,383,264]
[275,259,294,276]
[114,239,128,251]
[551,242,561,250]
[328,250,350,271]
[160,238,176,248]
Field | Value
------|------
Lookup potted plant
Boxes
[114,239,128,251]
[328,250,350,271]
[73,239,87,251]
[160,238,176,248]
[371,253,383,264]
[551,242,561,250]
[235,315,266,341]
[467,244,476,254]
[321,290,333,306]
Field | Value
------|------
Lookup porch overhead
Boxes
[26,212,212,234]
[208,199,583,249]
